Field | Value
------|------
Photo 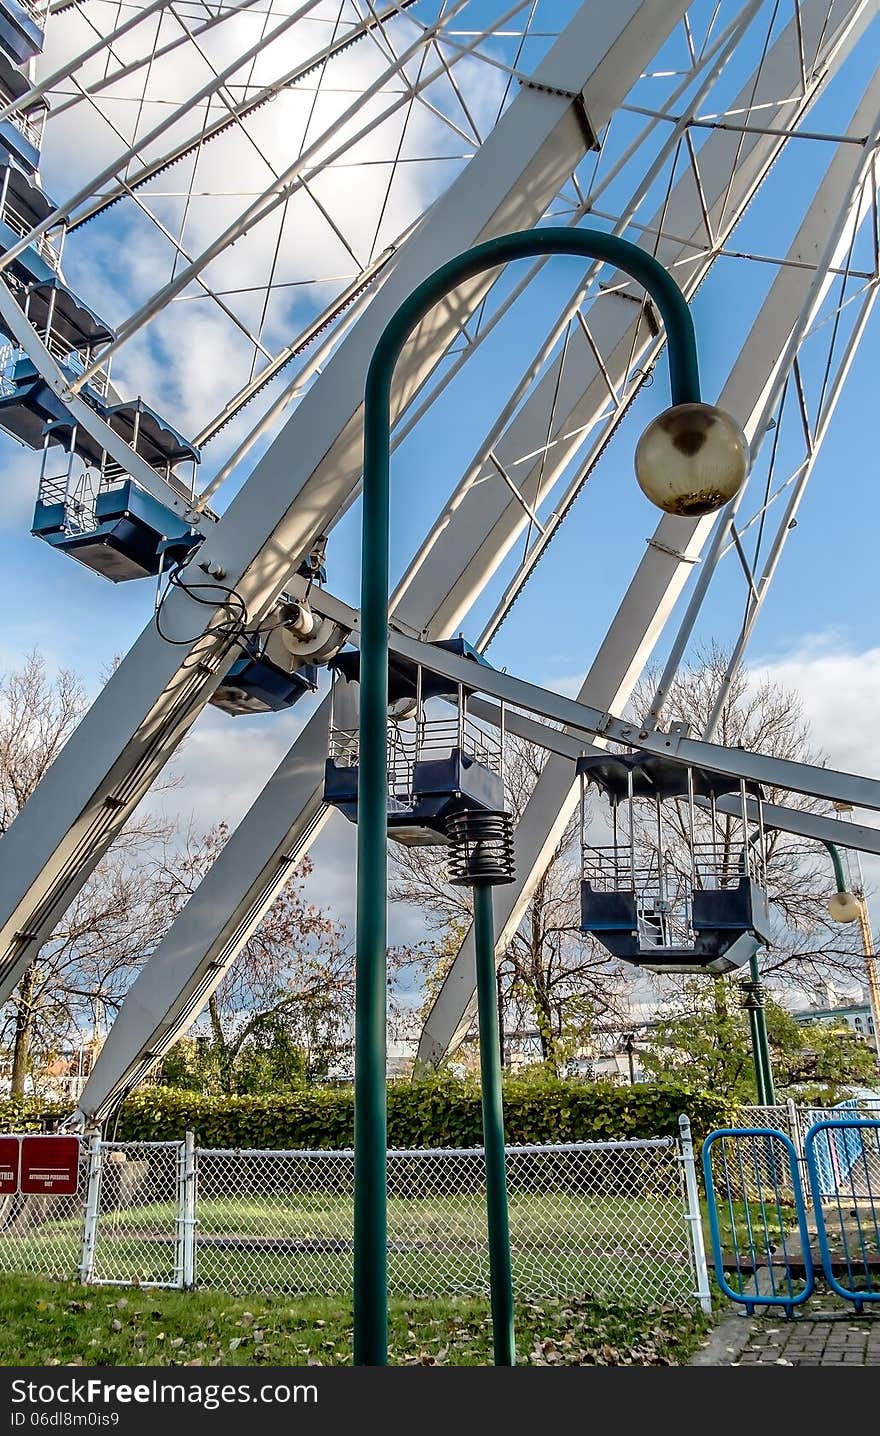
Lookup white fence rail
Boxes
[0,1128,710,1311]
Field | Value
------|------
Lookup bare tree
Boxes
[155,824,384,1090]
[630,645,866,1000]
[0,653,172,1096]
[391,734,624,1072]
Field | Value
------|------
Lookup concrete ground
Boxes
[690,1304,880,1366]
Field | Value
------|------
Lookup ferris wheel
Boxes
[0,0,877,1122]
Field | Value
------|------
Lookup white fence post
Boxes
[78,1131,102,1285]
[178,1131,197,1290]
[787,1099,814,1210]
[785,1097,800,1151]
[678,1114,712,1314]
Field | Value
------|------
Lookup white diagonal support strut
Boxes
[394,0,876,636]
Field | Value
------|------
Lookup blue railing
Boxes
[702,1127,814,1315]
[804,1118,880,1311]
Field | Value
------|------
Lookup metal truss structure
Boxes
[0,1,876,1122]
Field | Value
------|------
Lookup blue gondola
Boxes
[211,647,319,717]
[20,366,203,577]
[0,277,117,450]
[105,397,200,474]
[0,51,46,173]
[579,752,774,973]
[0,160,61,283]
[34,471,198,581]
[0,0,45,66]
[323,638,505,845]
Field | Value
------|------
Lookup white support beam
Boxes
[0,0,690,1010]
[291,586,880,819]
[381,629,880,811]
[467,697,880,858]
[417,65,880,1063]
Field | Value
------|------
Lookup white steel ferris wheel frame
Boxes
[77,69,880,1119]
[78,0,880,1119]
[0,0,695,1000]
[0,1,876,1120]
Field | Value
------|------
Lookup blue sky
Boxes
[1,0,880,979]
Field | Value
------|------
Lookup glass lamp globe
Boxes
[827,890,861,924]
[634,402,749,516]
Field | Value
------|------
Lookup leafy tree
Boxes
[770,1013,878,1094]
[158,1027,309,1095]
[155,824,358,1093]
[641,977,876,1101]
[630,645,868,1000]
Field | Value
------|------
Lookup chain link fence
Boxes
[738,1099,880,1206]
[0,1130,709,1310]
[196,1137,702,1305]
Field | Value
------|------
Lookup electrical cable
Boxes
[153,563,250,668]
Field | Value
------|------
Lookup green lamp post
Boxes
[353,226,750,1366]
[740,955,776,1105]
[824,840,861,922]
[740,839,865,1107]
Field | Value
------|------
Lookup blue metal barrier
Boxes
[804,1118,880,1312]
[702,1128,814,1315]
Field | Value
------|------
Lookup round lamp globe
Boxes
[635,402,749,516]
[827,890,862,924]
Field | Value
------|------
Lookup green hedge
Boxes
[0,1080,730,1149]
[0,1100,65,1134]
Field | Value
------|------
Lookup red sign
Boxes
[0,1137,19,1194]
[20,1135,80,1195]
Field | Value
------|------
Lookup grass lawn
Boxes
[0,1273,711,1366]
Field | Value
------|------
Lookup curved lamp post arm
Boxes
[823,839,849,896]
[355,228,703,1368]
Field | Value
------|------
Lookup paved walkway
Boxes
[691,1308,880,1366]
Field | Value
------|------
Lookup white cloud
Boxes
[749,634,880,782]
[747,633,880,908]
[145,697,313,832]
[0,436,44,532]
